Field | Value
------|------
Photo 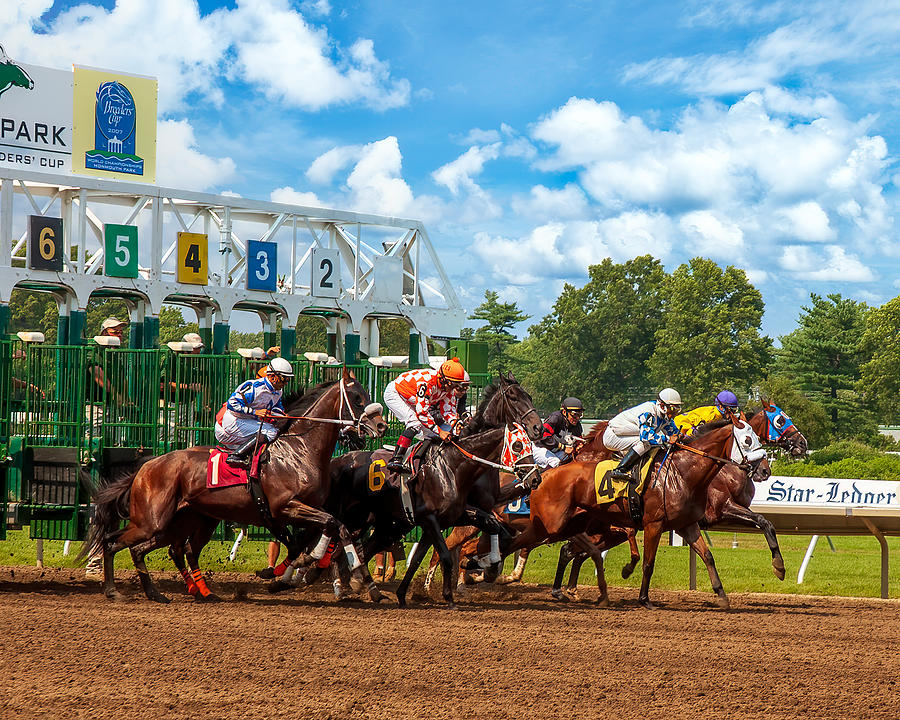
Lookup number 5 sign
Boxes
[311,248,340,298]
[176,232,208,285]
[246,240,277,292]
[104,224,138,278]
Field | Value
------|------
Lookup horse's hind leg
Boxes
[566,551,588,599]
[168,537,196,596]
[396,531,433,608]
[572,534,608,607]
[184,517,222,603]
[622,528,640,579]
[551,543,577,600]
[129,535,173,604]
[498,548,529,585]
[679,523,729,610]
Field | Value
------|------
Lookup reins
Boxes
[448,438,536,475]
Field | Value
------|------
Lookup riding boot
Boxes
[386,443,408,473]
[227,438,258,468]
[611,448,641,483]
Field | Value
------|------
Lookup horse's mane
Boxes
[461,378,517,436]
[686,417,733,441]
[282,380,337,415]
[584,423,606,442]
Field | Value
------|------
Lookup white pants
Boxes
[383,382,448,439]
[215,411,279,449]
[532,445,567,468]
[602,426,648,455]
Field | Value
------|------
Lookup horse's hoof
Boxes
[638,597,655,610]
[495,575,512,585]
[621,564,636,579]
[717,596,731,610]
[150,593,171,605]
[255,567,276,579]
[367,582,384,603]
[446,601,458,610]
[197,593,222,603]
[349,576,364,593]
[463,572,476,585]
[397,593,407,608]
[550,588,568,602]
[773,562,786,581]
[596,596,610,608]
[565,589,580,602]
[267,580,291,594]
[104,588,124,602]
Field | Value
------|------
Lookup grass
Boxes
[2,528,897,600]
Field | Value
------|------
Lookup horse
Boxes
[0,47,34,98]
[324,373,543,608]
[552,404,808,597]
[82,369,388,603]
[506,418,770,609]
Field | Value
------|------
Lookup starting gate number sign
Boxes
[311,248,340,298]
[176,232,208,285]
[246,239,277,292]
[29,215,63,272]
[104,223,139,278]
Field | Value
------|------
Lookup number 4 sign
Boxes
[246,240,277,292]
[104,224,138,278]
[176,232,208,285]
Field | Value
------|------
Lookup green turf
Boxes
[2,528,897,599]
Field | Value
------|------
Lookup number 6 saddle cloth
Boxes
[593,448,659,507]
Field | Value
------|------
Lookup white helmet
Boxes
[266,357,294,378]
[657,387,682,407]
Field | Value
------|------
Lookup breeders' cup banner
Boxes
[73,66,157,183]
[0,48,73,172]
[754,476,900,509]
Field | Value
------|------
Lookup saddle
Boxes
[593,449,660,528]
[370,442,432,524]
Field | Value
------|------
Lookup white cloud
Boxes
[306,145,364,185]
[432,144,501,195]
[270,186,324,207]
[779,245,875,282]
[776,202,835,242]
[4,0,408,113]
[156,119,236,191]
[510,184,589,221]
[679,210,744,257]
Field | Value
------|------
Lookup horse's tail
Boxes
[78,458,151,561]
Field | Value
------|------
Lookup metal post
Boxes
[689,548,697,590]
[797,535,819,584]
[861,518,889,599]
[212,322,230,355]
[344,333,360,365]
[0,178,12,266]
[280,326,296,361]
[326,333,337,358]
[408,330,420,369]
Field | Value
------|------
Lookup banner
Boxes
[0,51,73,173]
[72,65,157,183]
[754,476,900,509]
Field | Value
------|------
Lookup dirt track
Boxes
[0,566,898,720]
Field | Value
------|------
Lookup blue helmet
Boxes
[715,390,739,413]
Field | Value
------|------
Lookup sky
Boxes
[5,0,900,340]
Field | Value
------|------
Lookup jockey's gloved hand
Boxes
[437,428,453,442]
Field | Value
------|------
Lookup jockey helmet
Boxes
[266,357,295,378]
[439,357,467,385]
[715,390,740,414]
[657,387,682,415]
[562,397,583,411]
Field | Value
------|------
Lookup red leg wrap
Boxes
[191,569,211,597]
[317,540,339,569]
[180,567,198,595]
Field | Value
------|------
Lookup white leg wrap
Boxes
[514,554,527,576]
[281,565,296,582]
[489,535,501,564]
[344,543,362,571]
[424,564,436,589]
[310,533,330,560]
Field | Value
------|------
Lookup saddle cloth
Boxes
[504,493,530,515]
[593,448,659,507]
[207,448,248,489]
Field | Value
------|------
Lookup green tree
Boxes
[859,295,900,424]
[159,306,198,344]
[9,289,58,342]
[468,290,529,376]
[518,255,666,414]
[378,318,411,356]
[648,258,771,406]
[777,293,870,436]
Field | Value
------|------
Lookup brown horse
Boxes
[507,419,770,609]
[83,369,388,603]
[555,406,807,594]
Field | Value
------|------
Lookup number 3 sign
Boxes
[247,240,277,292]
[311,248,340,298]
[176,232,208,285]
[104,224,138,278]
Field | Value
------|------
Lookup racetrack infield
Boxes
[0,567,897,720]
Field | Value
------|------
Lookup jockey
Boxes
[533,397,585,468]
[215,357,294,466]
[675,390,742,436]
[603,388,682,483]
[383,357,469,472]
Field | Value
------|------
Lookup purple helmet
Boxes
[715,390,739,412]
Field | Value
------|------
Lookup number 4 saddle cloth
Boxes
[593,448,659,507]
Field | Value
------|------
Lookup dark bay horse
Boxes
[554,405,808,596]
[84,369,387,603]
[324,373,543,608]
[507,419,770,609]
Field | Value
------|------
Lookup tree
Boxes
[378,318,410,356]
[649,258,771,406]
[859,295,900,424]
[468,290,529,376]
[777,293,870,437]
[518,255,666,414]
[756,375,831,449]
[9,289,58,342]
[159,306,198,344]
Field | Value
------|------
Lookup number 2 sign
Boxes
[104,223,138,278]
[176,232,208,285]
[311,248,340,298]
[246,240,277,292]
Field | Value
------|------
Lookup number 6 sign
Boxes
[311,248,340,298]
[28,215,63,272]
[246,239,277,292]
[104,223,138,278]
